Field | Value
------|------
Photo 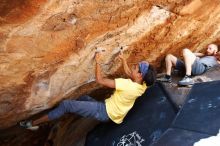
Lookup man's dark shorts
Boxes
[176,58,207,76]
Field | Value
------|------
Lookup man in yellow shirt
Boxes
[20,52,156,130]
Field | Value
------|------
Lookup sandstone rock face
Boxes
[1,0,220,130]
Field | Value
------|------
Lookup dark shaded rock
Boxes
[0,125,50,146]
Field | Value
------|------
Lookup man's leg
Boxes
[32,115,49,126]
[165,54,178,76]
[182,48,196,76]
[77,95,97,102]
[31,100,73,126]
[46,100,108,121]
[47,99,108,122]
[179,48,196,85]
[21,99,109,130]
[31,96,97,126]
[157,54,178,82]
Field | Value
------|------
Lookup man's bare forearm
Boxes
[122,59,131,77]
[96,62,102,82]
[194,52,205,57]
[95,52,115,88]
[95,59,115,88]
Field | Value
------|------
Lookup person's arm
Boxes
[215,53,220,64]
[119,52,132,78]
[95,52,115,88]
[194,52,205,57]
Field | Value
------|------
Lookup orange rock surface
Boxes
[0,0,220,129]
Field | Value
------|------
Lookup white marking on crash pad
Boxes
[188,98,196,103]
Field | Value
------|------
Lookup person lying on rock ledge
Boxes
[20,51,156,130]
[157,44,220,86]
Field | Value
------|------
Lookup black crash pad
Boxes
[86,84,176,146]
[172,81,220,135]
[151,128,210,146]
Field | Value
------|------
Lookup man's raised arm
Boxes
[119,52,132,78]
[95,52,115,88]
[194,52,205,57]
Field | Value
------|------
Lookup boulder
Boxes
[1,0,220,145]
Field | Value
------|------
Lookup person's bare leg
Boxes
[32,115,50,126]
[182,48,196,76]
[165,54,178,76]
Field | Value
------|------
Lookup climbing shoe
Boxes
[157,76,172,83]
[178,76,194,86]
[19,120,39,131]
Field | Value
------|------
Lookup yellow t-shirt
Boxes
[105,78,147,124]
